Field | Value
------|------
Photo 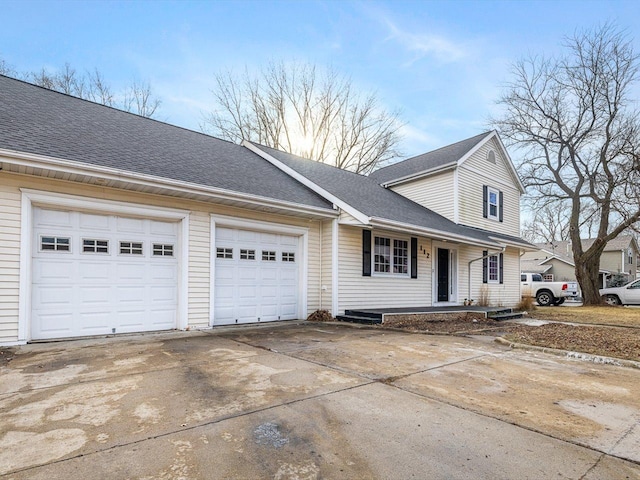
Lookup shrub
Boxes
[516,296,536,312]
[307,309,334,322]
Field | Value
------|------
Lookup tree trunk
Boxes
[574,253,604,305]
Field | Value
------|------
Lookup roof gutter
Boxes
[0,148,338,219]
[370,217,501,249]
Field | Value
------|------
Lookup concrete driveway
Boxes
[1,322,639,479]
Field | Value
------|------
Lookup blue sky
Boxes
[1,0,639,157]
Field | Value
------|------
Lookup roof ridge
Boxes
[0,73,239,147]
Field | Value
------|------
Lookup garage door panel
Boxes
[238,285,257,299]
[238,266,259,280]
[216,227,235,241]
[34,260,74,281]
[215,264,235,281]
[149,264,177,280]
[79,262,110,281]
[80,212,111,230]
[150,310,176,328]
[237,230,259,242]
[35,209,73,228]
[77,311,112,332]
[31,207,179,340]
[116,216,146,234]
[35,286,74,307]
[115,286,146,305]
[79,286,111,305]
[35,312,75,335]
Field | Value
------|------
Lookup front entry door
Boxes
[437,248,449,302]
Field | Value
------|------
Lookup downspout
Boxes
[467,247,505,301]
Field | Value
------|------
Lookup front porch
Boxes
[336,306,523,325]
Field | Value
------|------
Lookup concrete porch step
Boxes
[489,311,525,321]
[336,315,383,325]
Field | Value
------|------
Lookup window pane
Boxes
[393,239,408,274]
[374,236,391,273]
[488,255,499,281]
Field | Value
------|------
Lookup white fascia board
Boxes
[242,141,370,225]
[0,148,338,219]
[487,235,538,251]
[380,163,456,188]
[457,131,526,194]
[370,217,501,249]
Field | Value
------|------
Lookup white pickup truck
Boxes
[521,273,579,306]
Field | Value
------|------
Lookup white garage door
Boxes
[214,227,299,325]
[31,207,179,340]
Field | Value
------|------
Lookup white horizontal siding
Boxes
[457,138,521,237]
[458,246,521,307]
[320,220,334,313]
[0,177,21,343]
[188,211,210,328]
[338,226,432,313]
[390,170,455,219]
[0,172,324,343]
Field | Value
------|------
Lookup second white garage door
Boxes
[214,227,300,325]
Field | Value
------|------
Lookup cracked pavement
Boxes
[1,322,639,479]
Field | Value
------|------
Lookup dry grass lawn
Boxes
[529,305,640,327]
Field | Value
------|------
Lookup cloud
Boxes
[383,19,467,65]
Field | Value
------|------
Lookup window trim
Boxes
[372,234,410,277]
[240,249,255,260]
[119,240,144,256]
[81,238,109,254]
[39,235,72,253]
[216,247,233,259]
[487,187,500,221]
[153,243,175,257]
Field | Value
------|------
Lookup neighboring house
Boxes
[520,247,607,293]
[533,236,639,288]
[0,75,533,345]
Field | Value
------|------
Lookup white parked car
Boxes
[600,279,640,305]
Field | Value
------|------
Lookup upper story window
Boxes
[628,248,634,265]
[483,185,503,222]
[487,150,496,164]
[374,236,409,275]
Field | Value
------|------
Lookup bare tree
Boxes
[493,24,640,304]
[0,57,14,76]
[123,80,161,117]
[1,58,161,119]
[202,62,403,174]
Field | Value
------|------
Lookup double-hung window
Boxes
[482,250,504,284]
[374,236,408,275]
[483,185,503,222]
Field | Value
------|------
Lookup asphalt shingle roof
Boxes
[0,75,331,210]
[369,131,493,185]
[253,143,506,245]
[536,235,638,257]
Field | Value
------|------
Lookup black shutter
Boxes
[482,185,488,218]
[499,252,504,284]
[482,250,488,284]
[362,230,371,277]
[410,237,418,279]
[499,191,504,222]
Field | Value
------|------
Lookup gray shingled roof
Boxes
[252,143,512,245]
[536,236,638,257]
[0,75,331,209]
[369,131,492,184]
